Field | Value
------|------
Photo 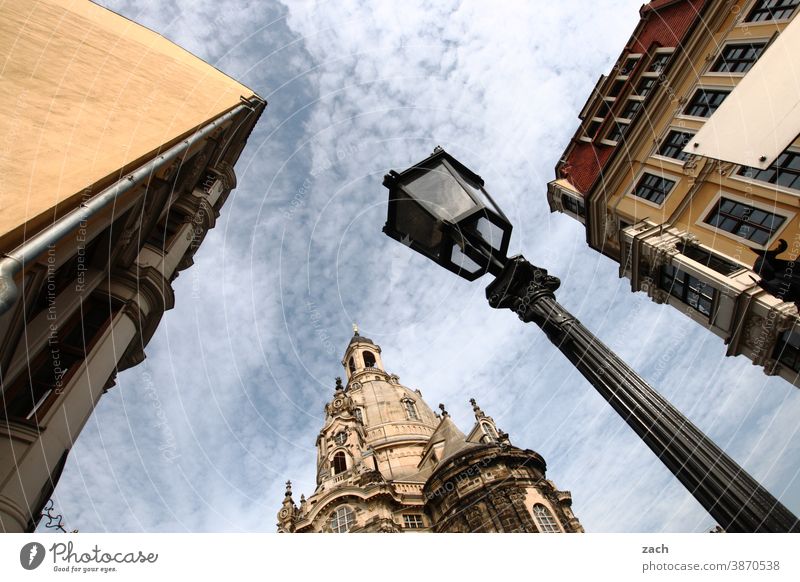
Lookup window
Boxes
[648,52,672,72]
[632,173,676,205]
[584,119,602,139]
[619,56,640,76]
[332,451,347,475]
[711,42,766,73]
[333,431,347,446]
[774,324,800,373]
[745,0,799,22]
[354,408,364,423]
[532,504,561,533]
[608,79,625,98]
[676,242,744,276]
[362,350,376,368]
[635,76,657,97]
[348,357,356,375]
[330,506,355,533]
[738,149,800,191]
[605,121,629,143]
[619,99,642,120]
[660,264,715,316]
[482,423,497,439]
[562,195,585,218]
[403,514,425,529]
[683,88,729,117]
[2,295,119,422]
[704,197,786,245]
[403,399,419,420]
[658,130,695,162]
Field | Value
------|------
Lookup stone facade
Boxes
[277,332,584,533]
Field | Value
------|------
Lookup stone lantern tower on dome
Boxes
[276,329,584,533]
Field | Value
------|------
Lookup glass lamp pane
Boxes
[393,190,443,252]
[404,163,476,221]
[475,217,505,252]
[450,244,482,276]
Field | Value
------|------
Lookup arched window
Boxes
[348,357,356,375]
[332,451,347,475]
[532,504,561,533]
[362,350,376,368]
[354,408,364,423]
[330,506,355,533]
[403,399,419,420]
[482,423,497,439]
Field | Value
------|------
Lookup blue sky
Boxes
[46,0,800,532]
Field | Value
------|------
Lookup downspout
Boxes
[0,101,254,316]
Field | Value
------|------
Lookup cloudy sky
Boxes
[46,0,800,533]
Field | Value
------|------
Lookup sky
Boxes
[44,0,800,533]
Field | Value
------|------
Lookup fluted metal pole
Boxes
[486,255,799,533]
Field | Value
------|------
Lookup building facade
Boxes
[0,1,265,532]
[277,331,583,533]
[547,0,800,385]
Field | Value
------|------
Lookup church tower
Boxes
[277,329,584,533]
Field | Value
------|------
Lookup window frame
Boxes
[706,39,768,75]
[659,264,716,319]
[330,506,355,533]
[628,170,680,208]
[532,504,561,533]
[601,120,630,145]
[561,194,586,219]
[332,451,348,475]
[740,0,800,24]
[402,397,419,421]
[696,193,792,249]
[733,147,800,194]
[676,242,746,277]
[647,48,675,73]
[403,514,425,529]
[633,74,659,98]
[680,86,731,120]
[653,128,696,164]
[619,96,645,122]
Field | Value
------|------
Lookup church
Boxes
[277,329,584,533]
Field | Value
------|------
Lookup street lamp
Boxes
[382,146,799,533]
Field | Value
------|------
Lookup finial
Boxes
[352,322,359,336]
[335,377,344,392]
[433,145,444,154]
[284,480,293,497]
[438,403,449,417]
[470,398,485,419]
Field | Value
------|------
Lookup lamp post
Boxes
[382,146,799,533]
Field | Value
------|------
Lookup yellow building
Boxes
[0,1,265,531]
[278,331,584,533]
[548,0,800,385]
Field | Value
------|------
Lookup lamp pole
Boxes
[381,147,800,533]
[485,255,799,533]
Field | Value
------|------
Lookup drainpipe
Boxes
[0,101,254,316]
